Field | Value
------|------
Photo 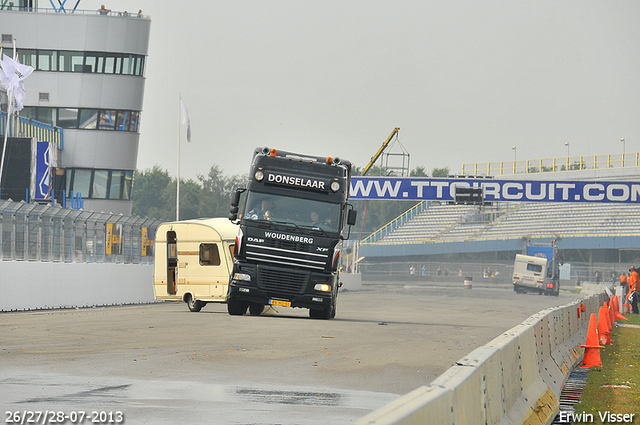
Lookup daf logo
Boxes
[248,237,265,243]
[316,247,329,252]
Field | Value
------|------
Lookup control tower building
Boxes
[0,1,150,215]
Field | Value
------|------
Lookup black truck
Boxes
[228,147,357,319]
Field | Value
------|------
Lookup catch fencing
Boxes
[0,199,162,264]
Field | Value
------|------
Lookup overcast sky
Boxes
[83,0,640,180]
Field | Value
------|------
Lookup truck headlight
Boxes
[314,283,331,292]
[330,182,340,192]
[255,171,264,181]
[233,273,252,282]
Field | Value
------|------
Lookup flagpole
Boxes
[0,40,16,197]
[176,92,181,221]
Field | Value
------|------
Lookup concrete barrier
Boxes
[0,261,155,311]
[354,291,606,425]
[340,273,363,291]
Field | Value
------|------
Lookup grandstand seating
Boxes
[368,202,640,244]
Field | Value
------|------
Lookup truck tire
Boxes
[186,294,204,312]
[228,298,248,316]
[309,299,335,320]
[249,303,264,316]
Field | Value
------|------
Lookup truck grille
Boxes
[257,266,309,294]
[245,240,329,271]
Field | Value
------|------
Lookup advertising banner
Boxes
[350,177,640,204]
[34,141,53,200]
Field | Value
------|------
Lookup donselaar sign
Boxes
[265,172,329,192]
[350,177,640,204]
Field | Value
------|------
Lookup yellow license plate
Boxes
[269,299,291,307]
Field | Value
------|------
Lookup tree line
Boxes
[132,164,450,238]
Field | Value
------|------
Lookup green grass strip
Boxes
[571,313,640,424]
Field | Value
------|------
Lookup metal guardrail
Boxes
[0,7,148,18]
[462,153,639,176]
[0,199,161,264]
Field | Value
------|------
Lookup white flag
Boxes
[0,55,16,90]
[13,80,26,111]
[2,54,33,88]
[180,98,192,142]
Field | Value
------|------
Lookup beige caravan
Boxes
[153,218,238,312]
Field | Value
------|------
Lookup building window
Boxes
[57,108,78,128]
[18,48,145,76]
[79,109,98,129]
[84,52,104,73]
[109,170,124,199]
[38,50,57,71]
[20,107,140,132]
[99,110,117,130]
[20,49,37,68]
[66,169,134,200]
[124,171,133,199]
[71,169,92,198]
[129,111,139,132]
[58,51,85,72]
[104,53,122,74]
[92,170,109,199]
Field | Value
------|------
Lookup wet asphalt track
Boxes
[1,281,581,424]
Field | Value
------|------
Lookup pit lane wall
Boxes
[0,262,155,311]
[354,284,607,425]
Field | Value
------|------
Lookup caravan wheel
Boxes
[186,294,204,312]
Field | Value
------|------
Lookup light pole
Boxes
[512,146,516,173]
[621,138,625,167]
[564,142,570,171]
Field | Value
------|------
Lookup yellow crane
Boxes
[360,127,400,176]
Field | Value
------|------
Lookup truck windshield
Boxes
[243,191,341,233]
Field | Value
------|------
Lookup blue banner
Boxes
[350,177,640,203]
[34,141,52,200]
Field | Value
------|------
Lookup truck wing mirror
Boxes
[231,189,242,207]
[229,188,246,222]
[347,209,358,226]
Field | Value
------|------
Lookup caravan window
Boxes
[200,244,221,266]
[526,263,542,273]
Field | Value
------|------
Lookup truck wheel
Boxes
[309,300,335,320]
[186,294,204,312]
[227,298,248,316]
[249,303,264,316]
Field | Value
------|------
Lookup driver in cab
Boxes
[310,211,331,226]
[248,199,272,220]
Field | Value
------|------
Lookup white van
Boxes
[153,218,238,311]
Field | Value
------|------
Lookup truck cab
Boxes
[228,147,357,319]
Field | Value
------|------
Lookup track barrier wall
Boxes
[0,261,155,311]
[354,284,607,425]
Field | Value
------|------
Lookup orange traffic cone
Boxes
[598,305,612,345]
[613,296,628,321]
[608,301,615,327]
[580,313,605,368]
